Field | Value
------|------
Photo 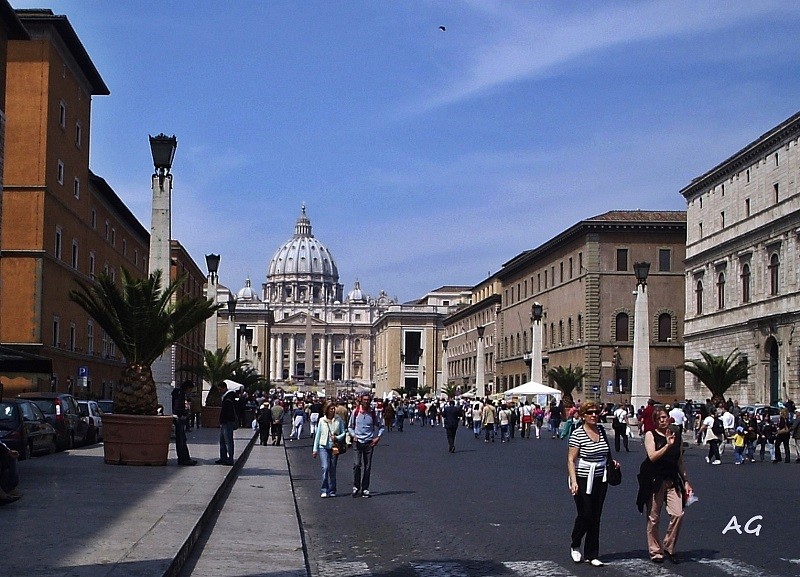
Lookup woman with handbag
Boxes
[638,407,692,564]
[312,401,346,498]
[567,401,619,567]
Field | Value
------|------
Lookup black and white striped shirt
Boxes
[569,425,609,477]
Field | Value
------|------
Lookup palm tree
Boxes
[442,383,459,399]
[682,349,750,405]
[69,269,219,415]
[546,364,587,408]
[231,364,268,395]
[180,346,246,407]
[418,385,433,398]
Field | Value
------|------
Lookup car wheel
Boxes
[47,436,57,454]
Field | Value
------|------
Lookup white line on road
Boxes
[503,560,579,577]
[698,557,783,577]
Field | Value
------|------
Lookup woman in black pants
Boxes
[567,401,620,567]
[774,409,791,463]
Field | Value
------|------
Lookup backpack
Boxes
[711,417,724,436]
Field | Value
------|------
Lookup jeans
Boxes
[745,440,756,461]
[734,446,745,464]
[319,447,338,494]
[219,421,235,463]
[500,424,509,442]
[473,420,482,436]
[352,441,375,491]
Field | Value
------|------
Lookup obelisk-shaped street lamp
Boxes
[531,302,544,384]
[148,133,178,413]
[631,261,651,411]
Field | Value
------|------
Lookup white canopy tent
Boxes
[503,381,562,406]
[504,381,562,397]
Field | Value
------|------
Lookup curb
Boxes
[163,430,259,577]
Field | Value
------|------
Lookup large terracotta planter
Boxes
[201,406,221,428]
[102,414,173,466]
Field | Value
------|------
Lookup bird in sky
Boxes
[438,25,446,31]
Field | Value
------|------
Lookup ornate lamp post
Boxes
[148,133,178,412]
[531,302,543,384]
[265,307,274,390]
[631,261,651,410]
[227,295,237,363]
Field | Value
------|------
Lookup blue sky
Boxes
[13,1,800,302]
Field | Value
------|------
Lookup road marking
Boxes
[698,557,782,577]
[318,561,372,577]
[503,560,578,576]
[411,562,470,577]
[612,558,681,577]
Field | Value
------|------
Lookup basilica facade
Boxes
[212,207,396,390]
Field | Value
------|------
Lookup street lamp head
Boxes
[205,253,220,276]
[531,302,543,322]
[227,295,237,316]
[149,133,177,174]
[633,261,651,285]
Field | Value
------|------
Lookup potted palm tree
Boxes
[546,364,586,410]
[181,346,246,427]
[69,269,218,465]
[682,349,750,406]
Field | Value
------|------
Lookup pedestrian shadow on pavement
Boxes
[601,547,720,563]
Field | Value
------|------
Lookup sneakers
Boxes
[320,492,328,498]
[570,548,582,563]
[588,559,604,567]
[352,487,360,498]
[705,456,710,463]
[328,492,336,497]
[361,490,371,498]
[712,460,721,465]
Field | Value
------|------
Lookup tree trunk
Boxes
[116,364,158,415]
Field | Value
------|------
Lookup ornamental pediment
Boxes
[280,312,327,326]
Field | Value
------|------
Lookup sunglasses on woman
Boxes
[584,410,599,416]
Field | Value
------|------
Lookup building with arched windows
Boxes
[495,210,687,405]
[681,110,800,405]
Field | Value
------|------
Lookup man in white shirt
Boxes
[612,404,630,452]
[668,404,686,435]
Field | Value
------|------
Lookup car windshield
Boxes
[0,402,19,430]
[29,399,56,414]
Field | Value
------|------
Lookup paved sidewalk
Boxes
[1,425,307,577]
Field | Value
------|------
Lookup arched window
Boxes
[769,253,780,295]
[696,280,703,315]
[577,315,583,341]
[717,272,725,309]
[558,321,563,344]
[741,263,751,303]
[568,317,573,342]
[658,313,671,342]
[615,313,629,342]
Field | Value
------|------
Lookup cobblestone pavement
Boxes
[287,422,799,577]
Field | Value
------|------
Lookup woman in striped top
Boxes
[567,401,619,567]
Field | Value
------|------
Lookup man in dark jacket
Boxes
[216,383,238,465]
[172,381,197,466]
[442,399,463,453]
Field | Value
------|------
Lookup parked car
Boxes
[742,404,781,424]
[96,400,114,414]
[0,399,57,459]
[17,392,89,450]
[78,400,104,444]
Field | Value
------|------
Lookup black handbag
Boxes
[606,462,622,486]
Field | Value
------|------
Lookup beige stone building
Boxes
[442,276,501,394]
[681,110,800,405]
[495,211,687,406]
[372,286,471,397]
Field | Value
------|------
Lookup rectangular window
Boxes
[122,239,127,256]
[105,221,109,240]
[57,160,64,185]
[560,262,564,283]
[579,252,583,273]
[71,240,78,269]
[134,249,138,266]
[659,249,671,272]
[91,209,96,229]
[111,228,116,247]
[69,323,76,352]
[89,252,96,279]
[720,211,725,228]
[774,183,779,204]
[569,257,573,279]
[745,198,751,217]
[52,317,60,348]
[616,248,628,272]
[75,122,82,147]
[657,369,674,391]
[87,321,94,355]
[59,101,66,128]
[55,227,63,259]
[73,177,80,199]
[699,222,703,238]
